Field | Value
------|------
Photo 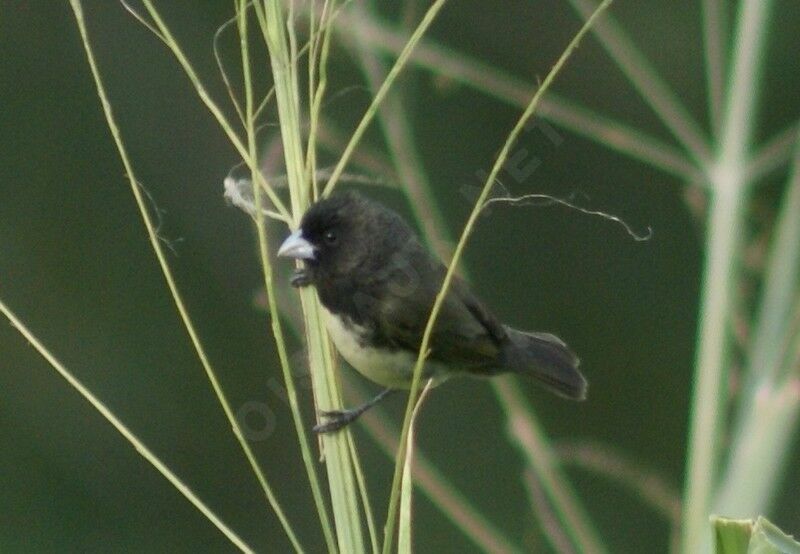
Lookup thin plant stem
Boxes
[209,0,355,131]
[681,1,775,552]
[398,380,434,554]
[305,0,336,201]
[346,431,380,554]
[680,185,747,554]
[711,381,800,521]
[712,132,800,519]
[496,381,606,554]
[747,120,800,184]
[252,1,307,215]
[348,1,452,261]
[316,116,398,179]
[741,132,800,389]
[214,9,247,127]
[335,7,700,182]
[322,0,449,196]
[354,392,523,554]
[555,441,681,525]
[255,0,367,551]
[522,469,576,554]
[138,0,292,222]
[564,0,712,167]
[382,3,614,551]
[237,3,337,552]
[701,0,728,136]
[346,4,599,548]
[69,2,304,550]
[0,298,255,554]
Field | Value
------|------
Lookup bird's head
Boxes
[277,191,412,278]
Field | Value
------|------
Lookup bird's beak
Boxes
[277,229,316,260]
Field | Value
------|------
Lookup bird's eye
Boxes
[323,230,338,245]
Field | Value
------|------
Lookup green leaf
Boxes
[398,381,433,554]
[397,423,415,554]
[712,516,800,554]
[748,517,800,554]
[714,516,754,554]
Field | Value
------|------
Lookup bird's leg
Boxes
[313,388,398,434]
[290,268,311,288]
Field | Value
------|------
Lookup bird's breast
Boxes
[320,306,445,389]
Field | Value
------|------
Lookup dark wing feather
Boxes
[373,247,505,371]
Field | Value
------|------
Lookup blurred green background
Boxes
[1,1,798,552]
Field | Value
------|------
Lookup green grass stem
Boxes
[681,1,775,551]
[748,121,800,183]
[712,132,800,520]
[321,0,449,196]
[345,5,604,547]
[497,380,607,553]
[255,0,368,551]
[336,7,700,182]
[701,0,728,136]
[565,0,712,167]
[237,3,337,552]
[381,3,614,551]
[70,2,304,550]
[139,0,292,223]
[0,298,255,554]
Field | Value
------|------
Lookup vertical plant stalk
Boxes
[0,299,255,554]
[741,134,800,389]
[701,0,727,136]
[256,1,366,552]
[681,1,774,552]
[382,3,614,551]
[398,380,434,554]
[305,0,336,200]
[237,3,337,552]
[346,431,380,554]
[712,133,800,518]
[254,2,307,216]
[70,2,303,550]
[680,183,746,552]
[712,381,800,519]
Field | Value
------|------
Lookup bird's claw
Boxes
[290,269,311,288]
[318,408,346,418]
[312,420,347,434]
[313,408,359,434]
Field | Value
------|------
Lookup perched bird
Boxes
[278,191,586,433]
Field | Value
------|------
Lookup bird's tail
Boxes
[498,327,587,400]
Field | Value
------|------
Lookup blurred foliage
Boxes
[1,1,798,552]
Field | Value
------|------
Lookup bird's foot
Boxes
[313,408,362,434]
[290,269,311,288]
[312,389,397,433]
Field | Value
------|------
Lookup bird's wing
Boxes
[374,256,505,370]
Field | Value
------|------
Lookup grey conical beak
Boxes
[277,229,316,260]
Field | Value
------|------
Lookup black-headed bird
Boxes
[278,191,586,433]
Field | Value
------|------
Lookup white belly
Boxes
[321,307,445,389]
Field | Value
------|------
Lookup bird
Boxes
[277,191,587,433]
